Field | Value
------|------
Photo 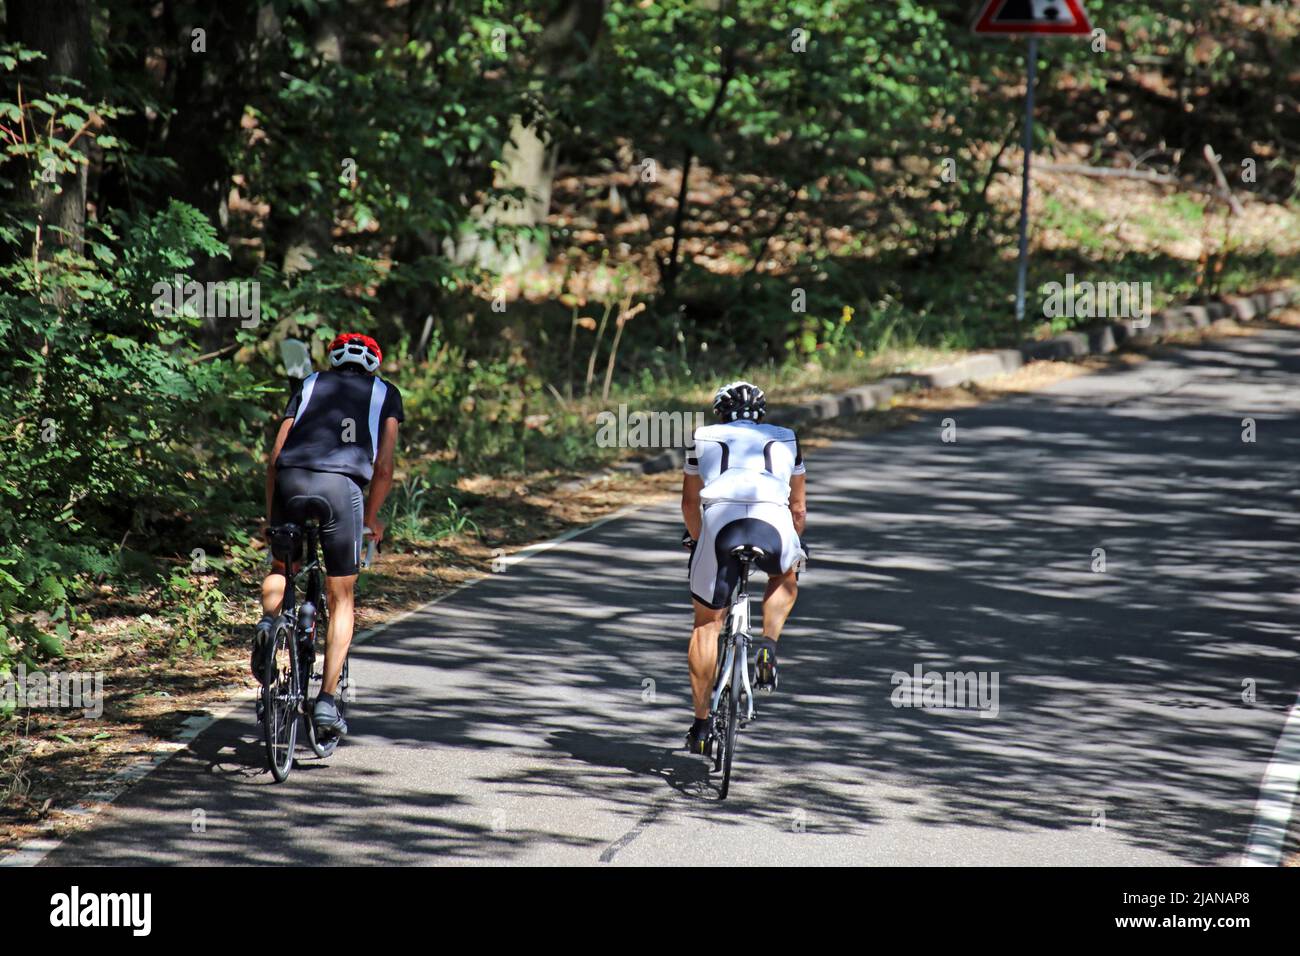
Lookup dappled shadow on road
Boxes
[44,330,1300,865]
[40,715,601,865]
[781,330,1300,862]
[541,730,711,799]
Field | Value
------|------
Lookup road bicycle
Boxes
[258,520,353,782]
[707,544,767,799]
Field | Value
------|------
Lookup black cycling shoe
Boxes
[250,614,275,685]
[313,693,348,739]
[754,637,779,692]
[685,716,714,756]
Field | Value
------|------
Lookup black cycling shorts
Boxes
[688,503,805,609]
[271,467,365,577]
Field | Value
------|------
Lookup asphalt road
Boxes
[43,329,1300,866]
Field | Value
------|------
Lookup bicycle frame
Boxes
[272,525,323,625]
[267,523,326,708]
[709,554,757,723]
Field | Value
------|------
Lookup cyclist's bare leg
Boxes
[260,561,288,616]
[688,599,726,719]
[322,574,356,694]
[761,568,798,640]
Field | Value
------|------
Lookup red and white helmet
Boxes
[327,333,382,373]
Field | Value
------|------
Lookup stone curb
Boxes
[611,287,1296,476]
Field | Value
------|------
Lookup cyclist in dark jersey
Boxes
[251,333,404,738]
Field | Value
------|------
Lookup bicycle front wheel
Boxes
[262,621,299,782]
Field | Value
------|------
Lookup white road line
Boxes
[1241,690,1300,866]
[0,502,650,868]
[491,504,645,571]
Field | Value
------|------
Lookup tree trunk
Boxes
[149,0,263,348]
[454,0,606,275]
[158,0,260,231]
[9,0,92,261]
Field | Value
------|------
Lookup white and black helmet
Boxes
[712,381,767,422]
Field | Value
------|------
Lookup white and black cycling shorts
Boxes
[271,467,365,577]
[688,500,805,609]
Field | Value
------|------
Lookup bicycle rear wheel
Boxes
[718,677,739,799]
[308,654,348,758]
[710,636,729,773]
[713,687,729,773]
[262,621,299,782]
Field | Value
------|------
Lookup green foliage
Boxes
[585,0,1011,273]
[161,572,234,658]
[388,476,482,545]
[225,1,554,346]
[0,48,271,674]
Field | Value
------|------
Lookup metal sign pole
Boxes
[1014,35,1038,328]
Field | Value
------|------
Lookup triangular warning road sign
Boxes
[973,0,1092,35]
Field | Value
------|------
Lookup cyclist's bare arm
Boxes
[681,473,704,540]
[364,418,399,545]
[789,473,806,536]
[265,418,295,524]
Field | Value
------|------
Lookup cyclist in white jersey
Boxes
[681,381,807,754]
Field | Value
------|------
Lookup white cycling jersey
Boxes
[683,420,804,505]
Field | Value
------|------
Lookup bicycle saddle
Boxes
[266,523,301,561]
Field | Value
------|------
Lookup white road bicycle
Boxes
[707,544,767,799]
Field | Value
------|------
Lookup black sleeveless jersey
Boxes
[276,367,404,487]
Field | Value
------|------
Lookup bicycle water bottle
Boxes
[299,601,317,641]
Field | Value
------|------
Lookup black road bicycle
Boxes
[259,521,352,782]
